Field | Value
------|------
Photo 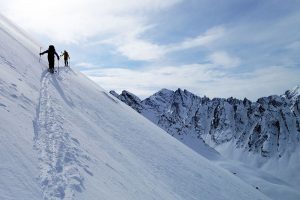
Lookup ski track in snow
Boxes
[33,71,90,200]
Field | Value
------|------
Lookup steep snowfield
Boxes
[0,14,271,200]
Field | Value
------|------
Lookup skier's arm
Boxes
[55,52,60,60]
[39,50,48,55]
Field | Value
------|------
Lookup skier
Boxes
[40,45,60,73]
[60,50,70,67]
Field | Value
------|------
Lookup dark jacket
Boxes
[61,51,70,60]
[40,45,59,61]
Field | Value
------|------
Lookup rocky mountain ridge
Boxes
[110,86,300,160]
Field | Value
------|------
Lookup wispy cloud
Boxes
[82,64,300,100]
[168,26,225,51]
[75,62,99,69]
[111,26,225,61]
[83,64,215,96]
[208,51,240,68]
[116,39,167,61]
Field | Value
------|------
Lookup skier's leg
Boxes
[49,60,55,73]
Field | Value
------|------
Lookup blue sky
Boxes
[0,0,299,100]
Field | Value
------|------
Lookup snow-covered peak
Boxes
[156,88,174,95]
[110,90,142,111]
[282,85,300,101]
[146,88,174,103]
[120,90,141,103]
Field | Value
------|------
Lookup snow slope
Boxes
[0,14,270,200]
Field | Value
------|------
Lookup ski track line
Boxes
[34,72,90,200]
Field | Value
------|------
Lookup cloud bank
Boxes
[82,64,300,101]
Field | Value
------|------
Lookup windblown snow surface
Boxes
[0,14,271,200]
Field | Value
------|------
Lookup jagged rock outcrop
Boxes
[110,86,300,159]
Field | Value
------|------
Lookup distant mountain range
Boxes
[110,86,300,185]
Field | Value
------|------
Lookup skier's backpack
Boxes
[49,45,55,53]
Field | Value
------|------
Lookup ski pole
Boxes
[39,47,42,62]
[58,58,60,75]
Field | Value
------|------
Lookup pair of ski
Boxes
[48,68,59,74]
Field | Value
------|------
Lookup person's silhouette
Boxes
[61,50,70,67]
[40,45,59,73]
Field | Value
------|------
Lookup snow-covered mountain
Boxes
[0,14,272,200]
[110,87,300,192]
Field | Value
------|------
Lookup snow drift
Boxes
[0,14,270,200]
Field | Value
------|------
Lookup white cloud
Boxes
[83,64,216,96]
[117,39,167,61]
[111,26,225,61]
[168,26,225,51]
[204,66,300,100]
[0,0,182,43]
[208,51,240,68]
[75,62,98,69]
[82,65,300,100]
